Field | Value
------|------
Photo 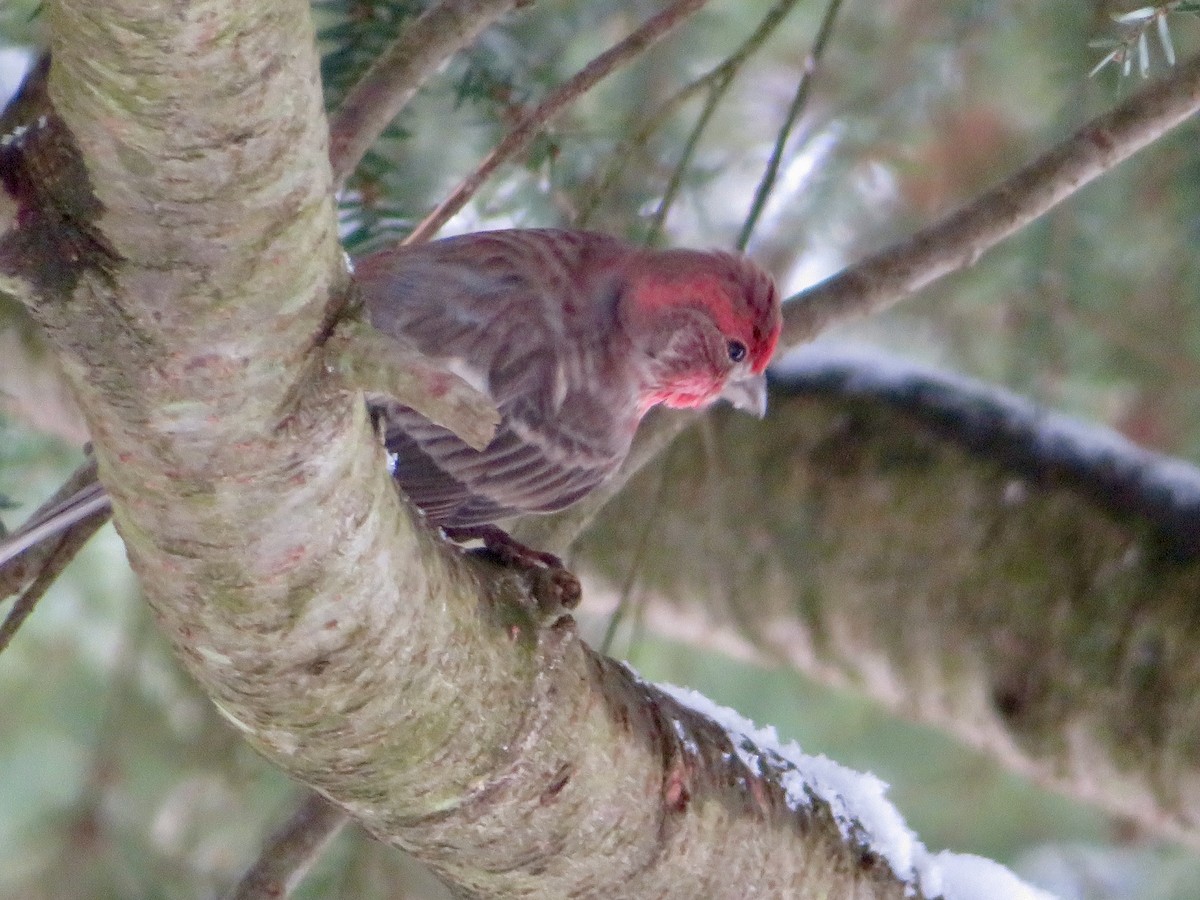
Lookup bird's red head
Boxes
[622,249,781,413]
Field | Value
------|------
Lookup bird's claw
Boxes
[444,524,581,611]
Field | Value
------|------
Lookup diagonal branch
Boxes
[0,455,103,598]
[0,517,103,654]
[645,78,731,244]
[227,792,347,900]
[782,51,1200,347]
[0,457,110,662]
[404,0,710,245]
[327,0,523,190]
[644,0,842,246]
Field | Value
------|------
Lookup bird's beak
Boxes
[720,372,768,418]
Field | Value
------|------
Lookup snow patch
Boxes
[653,677,1055,900]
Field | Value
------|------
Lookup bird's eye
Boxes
[727,340,748,363]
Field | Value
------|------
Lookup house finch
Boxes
[0,229,780,569]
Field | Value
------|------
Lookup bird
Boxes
[0,229,781,572]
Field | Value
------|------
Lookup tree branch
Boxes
[782,52,1200,347]
[0,456,108,662]
[577,0,803,228]
[404,0,710,245]
[0,519,98,653]
[227,792,347,900]
[0,456,104,599]
[736,0,845,251]
[327,0,523,191]
[644,71,731,245]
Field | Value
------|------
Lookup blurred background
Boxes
[3,0,1200,896]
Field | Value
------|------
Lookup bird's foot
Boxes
[443,524,581,610]
[443,524,563,568]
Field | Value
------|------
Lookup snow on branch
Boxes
[774,344,1200,559]
[654,677,1053,900]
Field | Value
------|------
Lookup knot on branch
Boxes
[475,551,583,644]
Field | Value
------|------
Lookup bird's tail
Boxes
[0,479,112,568]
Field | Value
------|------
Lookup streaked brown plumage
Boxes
[355,228,781,530]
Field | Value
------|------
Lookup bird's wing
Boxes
[356,234,634,527]
[376,388,625,528]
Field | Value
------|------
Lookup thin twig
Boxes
[328,0,523,190]
[599,453,672,655]
[669,0,804,109]
[0,457,107,600]
[736,0,845,251]
[577,0,802,228]
[404,0,710,245]
[0,507,106,654]
[781,51,1200,347]
[226,792,348,900]
[0,567,53,654]
[645,73,734,244]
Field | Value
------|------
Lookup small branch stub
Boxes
[324,318,499,451]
